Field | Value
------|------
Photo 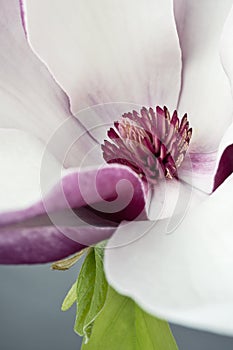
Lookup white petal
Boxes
[221,4,233,94]
[105,174,233,335]
[146,179,207,221]
[0,0,94,166]
[0,129,60,212]
[210,7,233,188]
[180,121,233,194]
[24,0,182,118]
[179,122,233,194]
[179,151,218,193]
[174,0,233,148]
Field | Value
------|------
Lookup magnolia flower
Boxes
[1,0,233,336]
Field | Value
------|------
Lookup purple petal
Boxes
[43,165,147,225]
[0,164,146,226]
[214,145,233,191]
[0,225,115,264]
[0,162,146,263]
[213,121,233,192]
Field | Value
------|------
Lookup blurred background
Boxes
[1,263,233,350]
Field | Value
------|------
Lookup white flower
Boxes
[0,0,233,335]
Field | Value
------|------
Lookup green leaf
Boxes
[81,287,178,350]
[61,281,77,311]
[74,246,108,343]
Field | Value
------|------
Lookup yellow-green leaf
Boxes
[61,281,77,311]
[74,246,108,343]
[82,287,178,350]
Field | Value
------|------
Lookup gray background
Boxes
[1,263,233,350]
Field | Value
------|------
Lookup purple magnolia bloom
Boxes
[1,0,233,335]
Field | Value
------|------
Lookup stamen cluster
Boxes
[102,106,192,184]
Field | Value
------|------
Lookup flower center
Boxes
[102,106,192,184]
